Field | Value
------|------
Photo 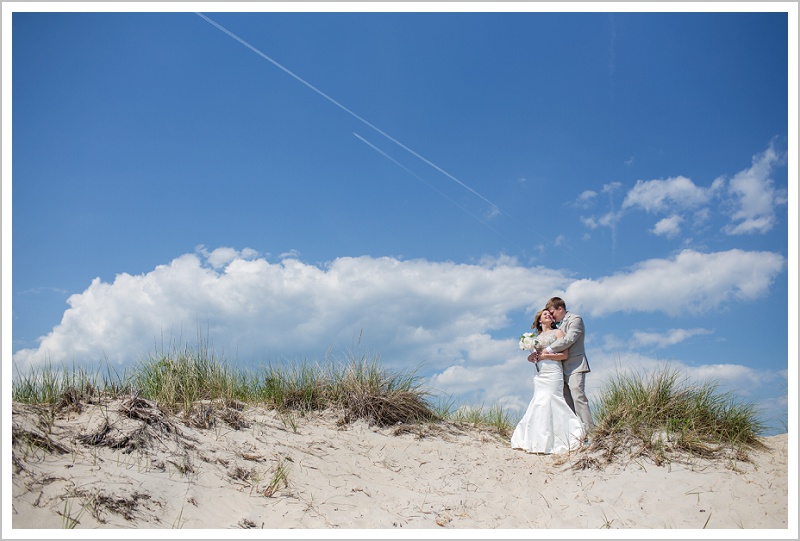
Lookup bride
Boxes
[511,309,585,454]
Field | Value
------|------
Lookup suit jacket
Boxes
[548,311,590,375]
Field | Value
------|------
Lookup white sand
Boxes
[8,397,793,536]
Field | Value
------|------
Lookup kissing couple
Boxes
[511,296,595,454]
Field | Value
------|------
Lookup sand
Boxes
[7,396,793,536]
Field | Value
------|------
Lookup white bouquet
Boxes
[519,332,540,351]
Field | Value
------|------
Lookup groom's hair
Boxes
[546,297,566,311]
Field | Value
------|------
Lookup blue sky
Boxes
[4,3,797,436]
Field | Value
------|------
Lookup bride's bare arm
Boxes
[539,348,568,361]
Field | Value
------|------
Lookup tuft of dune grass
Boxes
[584,364,767,467]
[12,343,439,429]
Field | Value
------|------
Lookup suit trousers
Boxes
[563,371,595,433]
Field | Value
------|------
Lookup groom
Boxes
[529,296,595,435]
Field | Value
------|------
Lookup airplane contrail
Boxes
[195,12,590,271]
[353,133,514,244]
[195,12,501,212]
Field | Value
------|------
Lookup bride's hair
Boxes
[532,309,551,333]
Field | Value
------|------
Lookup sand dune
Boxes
[9,396,792,535]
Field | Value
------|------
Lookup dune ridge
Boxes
[9,395,790,535]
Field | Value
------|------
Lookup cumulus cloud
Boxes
[580,216,599,229]
[18,286,70,296]
[485,204,502,220]
[580,211,621,232]
[576,190,598,206]
[602,181,622,195]
[563,248,785,317]
[14,247,784,372]
[630,327,712,349]
[651,215,683,237]
[622,175,713,213]
[196,245,258,269]
[616,144,787,238]
[11,249,569,374]
[597,211,621,228]
[723,144,787,235]
[427,356,530,411]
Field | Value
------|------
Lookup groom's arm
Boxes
[546,316,584,354]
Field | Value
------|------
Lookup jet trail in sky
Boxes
[353,133,515,244]
[195,12,590,270]
[195,12,501,212]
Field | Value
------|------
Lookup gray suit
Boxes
[547,311,595,432]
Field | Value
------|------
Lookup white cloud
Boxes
[196,245,260,269]
[427,355,534,412]
[580,211,620,231]
[11,250,569,374]
[485,204,501,220]
[563,248,785,317]
[14,248,784,371]
[630,327,712,349]
[651,214,683,237]
[723,144,787,235]
[18,286,70,296]
[618,144,787,238]
[580,215,598,229]
[278,249,302,260]
[575,190,597,208]
[622,175,712,213]
[597,211,620,228]
[692,207,712,227]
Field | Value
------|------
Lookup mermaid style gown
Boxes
[511,330,585,454]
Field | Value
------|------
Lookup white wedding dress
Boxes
[511,330,585,454]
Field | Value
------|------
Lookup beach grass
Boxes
[12,345,768,463]
[585,364,767,466]
[437,401,515,436]
[12,344,439,428]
